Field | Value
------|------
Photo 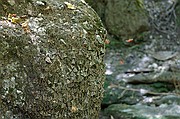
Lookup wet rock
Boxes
[126,71,180,84]
[150,51,178,61]
[102,44,180,118]
[103,103,180,119]
[154,95,180,106]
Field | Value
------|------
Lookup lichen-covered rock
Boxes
[0,0,106,118]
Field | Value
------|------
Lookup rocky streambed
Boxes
[100,47,180,119]
[85,0,180,118]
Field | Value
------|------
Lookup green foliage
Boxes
[135,0,145,9]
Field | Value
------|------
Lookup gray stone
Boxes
[86,0,149,40]
[105,0,149,39]
[104,104,180,119]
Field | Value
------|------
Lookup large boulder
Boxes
[86,0,149,40]
[0,0,106,118]
[105,0,149,39]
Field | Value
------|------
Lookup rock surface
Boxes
[86,0,149,40]
[0,0,106,118]
[104,104,180,119]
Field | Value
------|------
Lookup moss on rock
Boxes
[0,0,106,118]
